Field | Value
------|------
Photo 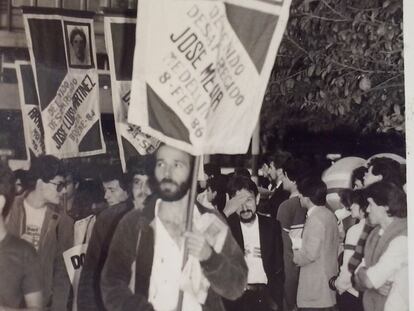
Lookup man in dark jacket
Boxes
[257,152,290,218]
[77,166,130,311]
[224,175,284,311]
[101,144,247,311]
[6,155,73,311]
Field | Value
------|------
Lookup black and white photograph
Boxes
[65,23,93,68]
[0,0,412,311]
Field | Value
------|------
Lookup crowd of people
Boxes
[0,143,408,311]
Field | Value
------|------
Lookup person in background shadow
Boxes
[0,161,42,311]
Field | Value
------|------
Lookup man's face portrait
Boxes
[154,145,192,202]
[67,26,91,67]
[103,179,128,206]
[235,189,257,223]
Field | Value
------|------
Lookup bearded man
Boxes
[224,175,284,311]
[100,144,247,311]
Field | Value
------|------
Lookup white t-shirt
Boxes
[22,200,47,250]
[241,217,268,285]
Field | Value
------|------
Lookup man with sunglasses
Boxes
[6,155,74,311]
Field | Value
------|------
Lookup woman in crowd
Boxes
[332,189,368,311]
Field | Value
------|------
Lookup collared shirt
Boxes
[240,217,268,285]
[306,205,317,218]
[148,200,202,311]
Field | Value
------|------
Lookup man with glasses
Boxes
[6,155,74,311]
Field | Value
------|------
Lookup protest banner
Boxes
[104,12,160,171]
[128,0,292,155]
[22,7,106,158]
[15,60,45,159]
[63,243,88,311]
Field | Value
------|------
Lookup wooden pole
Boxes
[176,155,201,311]
[251,120,260,185]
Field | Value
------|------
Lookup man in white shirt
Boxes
[224,175,284,311]
[101,144,247,311]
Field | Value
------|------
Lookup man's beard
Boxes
[239,210,256,223]
[156,178,190,202]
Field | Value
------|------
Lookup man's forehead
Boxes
[236,188,255,198]
[50,175,65,182]
[103,179,121,188]
[133,174,148,181]
[156,145,191,163]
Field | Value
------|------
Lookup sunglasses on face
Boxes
[48,181,66,192]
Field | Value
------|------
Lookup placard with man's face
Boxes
[64,23,94,68]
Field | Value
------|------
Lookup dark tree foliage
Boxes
[261,0,404,149]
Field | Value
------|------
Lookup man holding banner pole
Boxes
[101,144,247,311]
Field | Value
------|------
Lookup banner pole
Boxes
[251,120,260,185]
[177,154,202,311]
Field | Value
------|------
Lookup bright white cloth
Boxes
[73,215,96,246]
[366,236,407,288]
[148,200,205,311]
[22,200,46,250]
[196,190,215,210]
[366,235,408,311]
[384,264,408,311]
[240,217,268,284]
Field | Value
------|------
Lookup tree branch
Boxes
[331,60,400,74]
[269,69,307,86]
[300,13,350,22]
[285,35,311,57]
[321,0,347,19]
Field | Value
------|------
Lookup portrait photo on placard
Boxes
[64,22,94,69]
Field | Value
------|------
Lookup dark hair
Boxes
[339,189,353,208]
[364,181,406,218]
[100,165,129,191]
[127,155,151,177]
[206,175,227,212]
[13,169,29,190]
[282,157,309,183]
[297,175,327,206]
[62,161,81,185]
[266,150,292,168]
[70,28,86,46]
[227,175,258,199]
[204,163,221,178]
[351,189,369,217]
[339,189,368,216]
[27,155,64,191]
[351,166,367,188]
[367,157,405,187]
[234,167,251,178]
[71,179,105,220]
[0,162,16,218]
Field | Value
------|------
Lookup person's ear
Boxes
[36,179,44,190]
[0,195,6,211]
[256,193,260,205]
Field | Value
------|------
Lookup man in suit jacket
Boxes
[258,153,291,218]
[224,175,284,311]
[293,176,340,311]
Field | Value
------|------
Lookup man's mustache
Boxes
[160,178,179,187]
[240,210,253,216]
